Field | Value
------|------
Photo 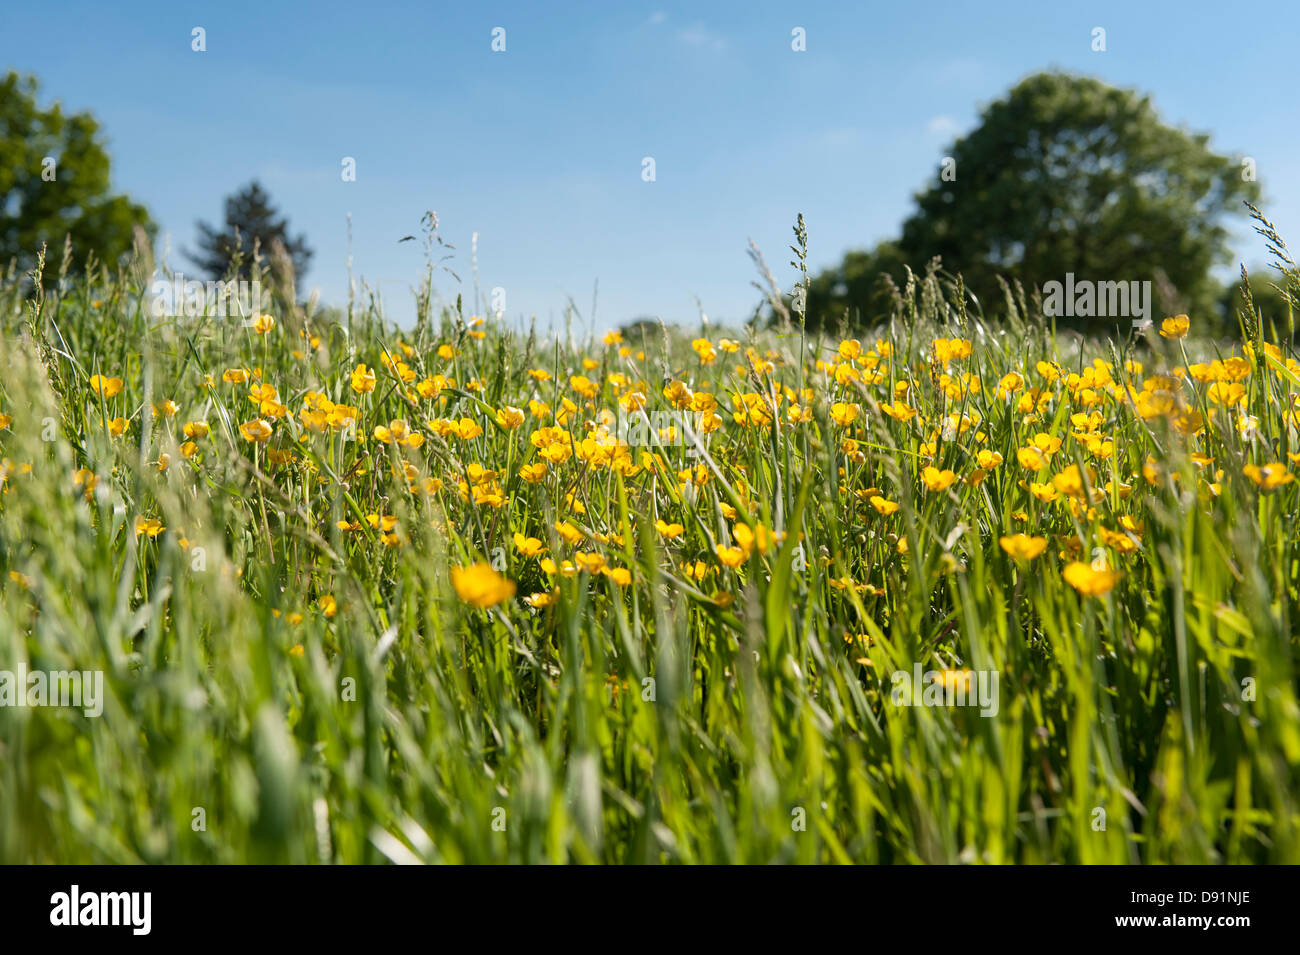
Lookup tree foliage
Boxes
[188,180,313,281]
[0,71,153,271]
[807,72,1259,332]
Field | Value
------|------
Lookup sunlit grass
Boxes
[1,237,1298,863]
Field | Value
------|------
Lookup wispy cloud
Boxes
[926,115,960,137]
[677,23,727,51]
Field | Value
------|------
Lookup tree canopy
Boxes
[806,71,1259,333]
[0,71,154,271]
[188,180,313,281]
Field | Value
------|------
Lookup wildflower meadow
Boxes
[2,206,1299,866]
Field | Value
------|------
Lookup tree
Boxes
[0,71,154,270]
[807,72,1258,332]
[188,181,312,281]
[804,240,908,332]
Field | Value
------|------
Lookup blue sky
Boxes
[3,1,1297,332]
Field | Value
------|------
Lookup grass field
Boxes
[2,227,1299,864]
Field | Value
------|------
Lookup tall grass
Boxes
[1,228,1298,863]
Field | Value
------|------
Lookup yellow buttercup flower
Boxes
[921,466,957,492]
[351,363,377,394]
[90,374,124,398]
[716,545,747,569]
[73,468,98,501]
[1031,433,1062,454]
[1063,561,1121,596]
[239,419,273,443]
[574,551,607,574]
[454,418,483,440]
[999,534,1047,561]
[655,519,685,539]
[1159,314,1189,339]
[554,521,584,545]
[373,419,424,448]
[830,402,861,426]
[870,496,899,515]
[1052,465,1089,499]
[1243,462,1294,490]
[733,522,776,555]
[691,338,717,364]
[134,516,165,538]
[996,372,1024,397]
[513,532,546,557]
[1029,482,1059,502]
[451,563,516,609]
[495,406,525,429]
[1017,447,1048,471]
[570,375,599,400]
[932,338,972,364]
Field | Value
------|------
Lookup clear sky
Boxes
[3,1,1297,332]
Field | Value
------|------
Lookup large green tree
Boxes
[808,72,1258,332]
[188,181,313,281]
[0,71,153,270]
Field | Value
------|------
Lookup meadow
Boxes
[1,221,1299,864]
